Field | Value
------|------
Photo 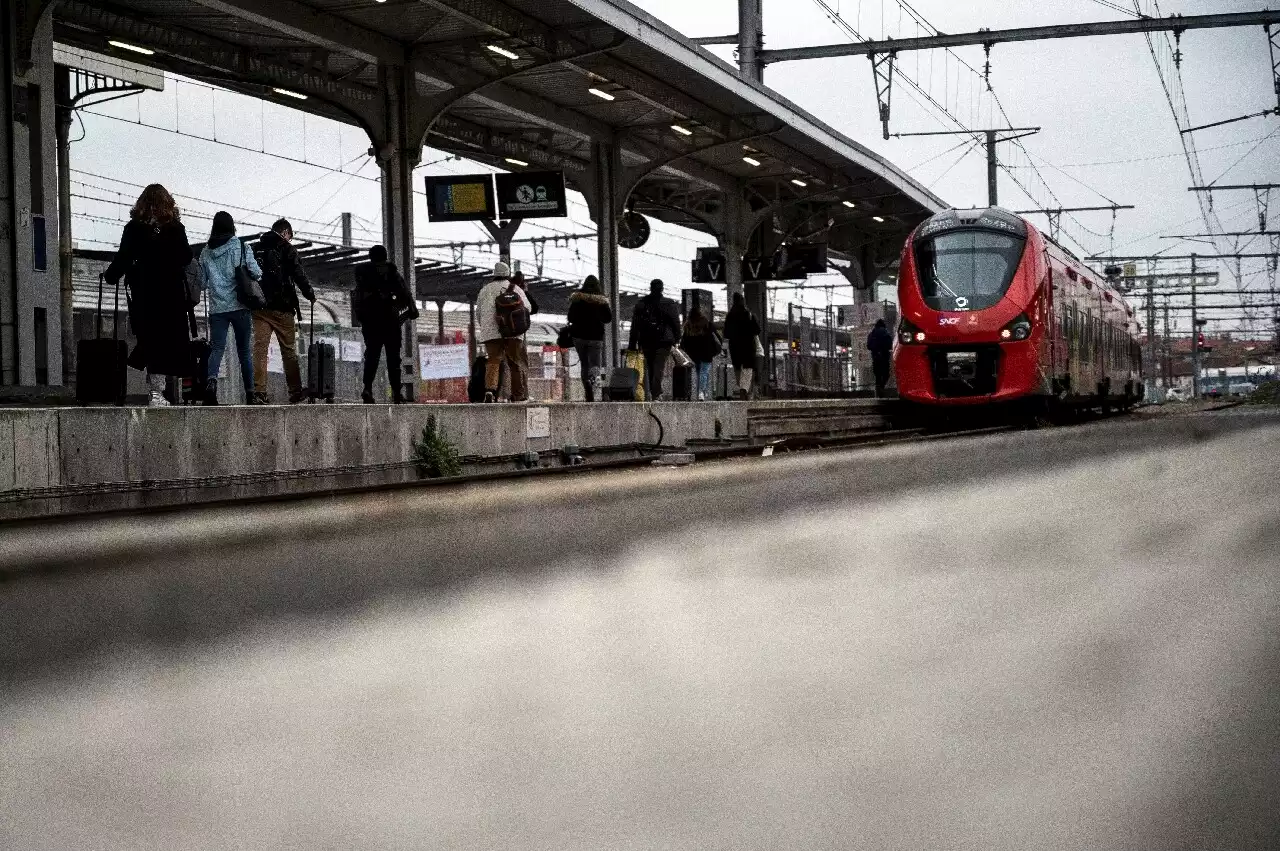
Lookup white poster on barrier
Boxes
[340,340,363,363]
[419,343,471,380]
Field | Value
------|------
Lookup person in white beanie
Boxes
[475,261,531,402]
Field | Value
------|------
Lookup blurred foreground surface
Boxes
[2,411,1278,850]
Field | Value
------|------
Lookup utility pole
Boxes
[340,212,353,248]
[738,0,765,83]
[893,128,1040,207]
[1146,280,1157,398]
[1162,298,1171,388]
[1191,254,1201,400]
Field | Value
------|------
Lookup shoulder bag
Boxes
[235,240,266,310]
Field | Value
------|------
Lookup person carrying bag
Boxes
[198,211,262,404]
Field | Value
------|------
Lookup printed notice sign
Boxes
[495,171,567,219]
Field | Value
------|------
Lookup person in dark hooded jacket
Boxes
[866,318,894,397]
[627,279,682,400]
[723,292,761,400]
[198,211,262,404]
[354,244,415,404]
[567,275,613,401]
[251,219,315,404]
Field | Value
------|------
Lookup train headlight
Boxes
[1002,314,1032,342]
[899,320,924,344]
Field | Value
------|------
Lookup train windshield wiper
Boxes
[933,273,962,303]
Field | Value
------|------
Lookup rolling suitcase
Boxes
[76,273,128,406]
[671,363,694,402]
[605,367,640,402]
[306,301,336,403]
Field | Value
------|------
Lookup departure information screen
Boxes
[424,174,496,222]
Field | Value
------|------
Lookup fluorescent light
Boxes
[505,157,529,167]
[791,179,807,188]
[742,156,761,167]
[842,201,856,208]
[108,40,154,56]
[588,87,616,101]
[487,44,520,61]
[671,124,693,136]
[273,88,308,100]
[873,215,886,223]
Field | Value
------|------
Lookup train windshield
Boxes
[914,229,1026,312]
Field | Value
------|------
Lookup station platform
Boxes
[0,399,892,520]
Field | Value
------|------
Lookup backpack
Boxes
[494,284,531,338]
[633,299,665,343]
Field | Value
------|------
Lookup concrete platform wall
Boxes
[0,402,750,495]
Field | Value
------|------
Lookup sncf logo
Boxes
[938,317,961,326]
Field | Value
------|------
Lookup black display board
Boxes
[424,174,496,222]
[495,171,567,219]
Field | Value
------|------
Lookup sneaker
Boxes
[204,378,219,406]
[249,393,269,405]
[288,392,306,405]
[697,392,706,401]
[148,390,170,407]
[483,392,496,404]
[361,390,375,405]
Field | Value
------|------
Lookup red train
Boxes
[894,207,1143,418]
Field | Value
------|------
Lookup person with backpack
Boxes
[679,308,722,401]
[627,278,681,401]
[103,183,193,406]
[475,261,531,403]
[724,292,762,400]
[354,244,415,404]
[567,274,613,402]
[251,218,315,404]
[197,211,261,405]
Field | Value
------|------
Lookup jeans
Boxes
[696,361,713,399]
[362,325,402,398]
[643,347,671,401]
[484,338,528,401]
[574,338,605,401]
[208,309,253,393]
[252,309,301,398]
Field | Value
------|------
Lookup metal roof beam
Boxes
[185,0,406,65]
[761,10,1280,63]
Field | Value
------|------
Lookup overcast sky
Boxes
[70,0,1279,332]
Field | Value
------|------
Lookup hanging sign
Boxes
[495,171,567,219]
[424,174,496,222]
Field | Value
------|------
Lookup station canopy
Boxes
[51,0,946,276]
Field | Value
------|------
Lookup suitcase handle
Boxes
[96,273,123,342]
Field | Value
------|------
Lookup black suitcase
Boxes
[671,363,694,402]
[183,339,212,404]
[76,273,128,406]
[305,302,336,402]
[605,367,640,402]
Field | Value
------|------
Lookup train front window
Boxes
[914,229,1026,311]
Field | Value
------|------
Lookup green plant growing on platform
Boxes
[412,416,462,478]
[1248,380,1280,406]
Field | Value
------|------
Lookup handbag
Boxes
[624,349,647,402]
[235,241,266,309]
[183,259,204,307]
[671,346,694,369]
[556,326,574,349]
[753,335,766,358]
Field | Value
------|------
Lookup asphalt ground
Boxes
[2,408,1278,850]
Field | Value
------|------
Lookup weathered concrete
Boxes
[0,402,755,518]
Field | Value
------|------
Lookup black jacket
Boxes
[723,306,761,366]
[354,262,412,328]
[567,291,613,342]
[680,326,722,364]
[866,325,893,359]
[628,293,681,350]
[256,230,315,315]
[105,218,193,375]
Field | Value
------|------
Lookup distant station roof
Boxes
[51,0,946,260]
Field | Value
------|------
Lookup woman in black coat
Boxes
[567,275,613,401]
[354,244,415,404]
[723,292,761,399]
[104,184,192,405]
[679,308,722,401]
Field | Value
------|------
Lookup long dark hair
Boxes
[683,307,710,336]
[131,184,180,225]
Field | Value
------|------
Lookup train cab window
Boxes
[913,229,1026,312]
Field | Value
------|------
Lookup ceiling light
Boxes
[108,40,154,56]
[842,201,856,208]
[588,88,616,101]
[505,157,529,167]
[791,179,807,188]
[272,88,308,100]
[873,215,886,223]
[671,124,693,136]
[487,44,520,61]
[743,156,761,167]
